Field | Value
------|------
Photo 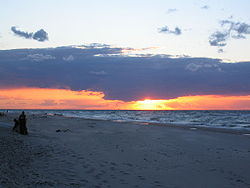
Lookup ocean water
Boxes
[2,110,250,131]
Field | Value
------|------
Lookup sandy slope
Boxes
[0,113,250,188]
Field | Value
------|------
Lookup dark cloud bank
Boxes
[11,27,48,42]
[0,44,250,101]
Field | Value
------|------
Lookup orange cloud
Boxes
[0,88,132,109]
[0,88,250,110]
[133,95,250,110]
[165,95,250,110]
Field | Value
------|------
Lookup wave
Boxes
[2,110,250,131]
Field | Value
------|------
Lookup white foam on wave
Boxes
[242,133,250,136]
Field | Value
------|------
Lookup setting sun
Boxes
[133,99,173,110]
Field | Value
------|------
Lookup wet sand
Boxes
[0,113,250,188]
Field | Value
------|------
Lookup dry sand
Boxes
[0,113,250,188]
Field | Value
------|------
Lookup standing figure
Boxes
[19,111,28,135]
[12,119,20,133]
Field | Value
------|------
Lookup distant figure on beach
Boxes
[19,111,28,135]
[12,119,20,133]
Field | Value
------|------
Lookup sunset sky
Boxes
[0,0,250,110]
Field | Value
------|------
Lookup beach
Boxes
[0,113,250,188]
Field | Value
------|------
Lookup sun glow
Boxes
[0,88,250,110]
[133,99,173,110]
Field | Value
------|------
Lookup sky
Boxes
[0,0,250,110]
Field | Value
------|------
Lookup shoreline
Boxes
[70,117,250,136]
[2,111,250,135]
[0,113,250,187]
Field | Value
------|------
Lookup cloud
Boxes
[166,8,178,14]
[25,54,56,62]
[221,20,250,39]
[209,31,228,47]
[32,29,48,42]
[201,5,209,10]
[63,55,74,61]
[11,26,33,39]
[218,49,224,53]
[158,26,182,35]
[209,20,250,51]
[40,100,58,106]
[0,44,250,101]
[186,63,222,72]
[11,26,49,42]
[90,70,107,76]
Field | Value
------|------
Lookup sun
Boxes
[132,99,172,110]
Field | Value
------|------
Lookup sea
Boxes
[1,110,250,131]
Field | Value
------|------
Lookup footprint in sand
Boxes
[78,156,85,160]
[123,162,133,167]
[69,182,81,186]
[93,185,101,188]
[137,175,145,180]
[81,179,89,184]
[100,170,106,174]
[102,180,108,184]
[82,164,89,168]
[120,179,128,185]
[119,170,130,175]
[110,174,117,179]
[99,163,105,167]
[86,167,95,174]
[110,162,117,166]
[93,174,102,180]
[153,180,163,187]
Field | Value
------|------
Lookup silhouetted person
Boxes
[12,118,20,133]
[19,111,28,135]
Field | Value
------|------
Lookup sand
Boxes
[0,113,250,188]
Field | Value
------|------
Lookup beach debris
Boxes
[54,113,63,116]
[12,119,21,133]
[0,112,6,117]
[56,129,71,133]
[242,133,250,136]
[190,127,197,130]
